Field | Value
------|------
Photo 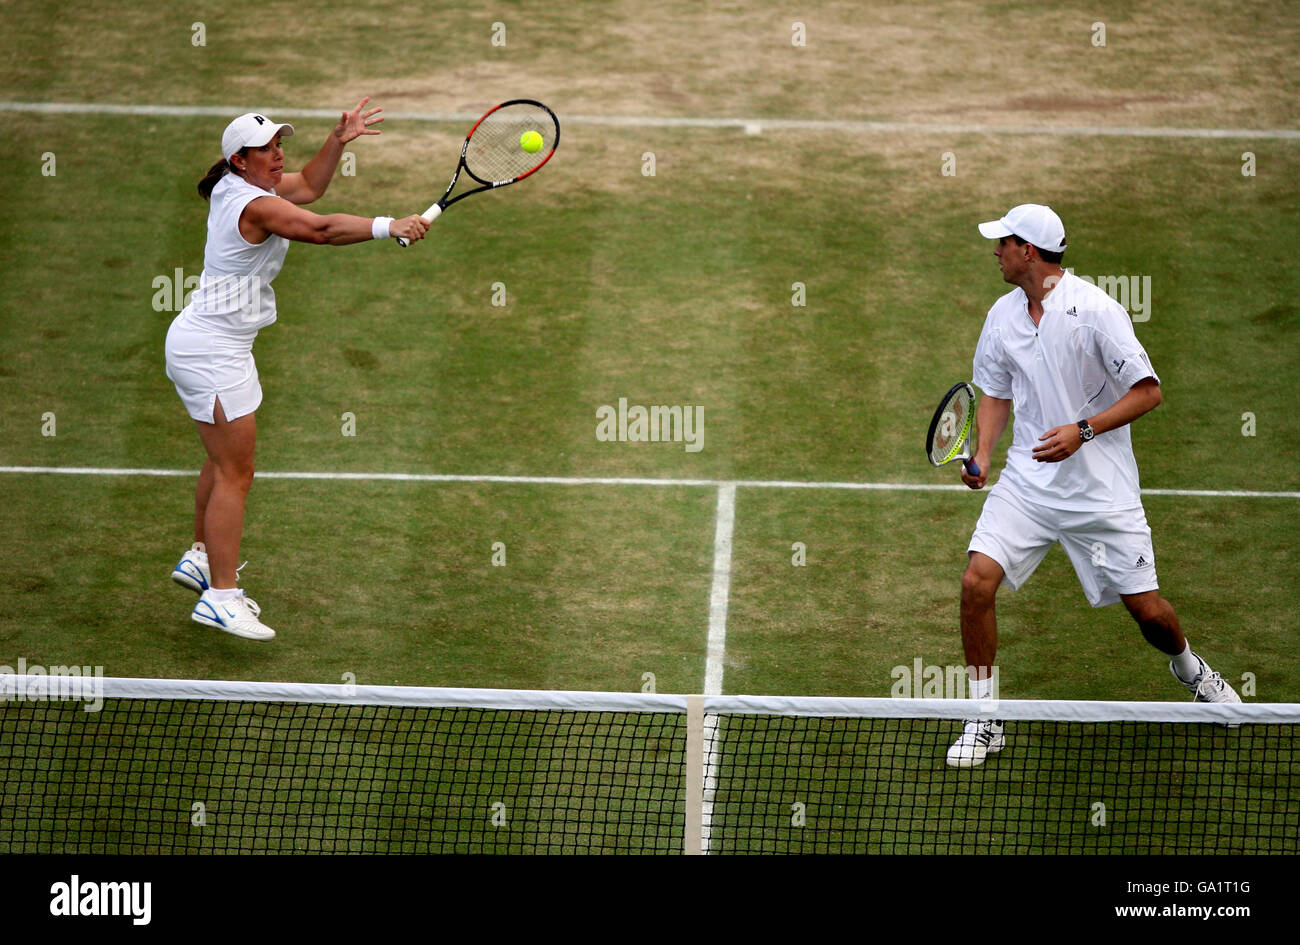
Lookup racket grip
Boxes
[964,458,981,477]
[395,204,444,248]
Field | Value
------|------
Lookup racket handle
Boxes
[964,458,981,477]
[395,204,444,248]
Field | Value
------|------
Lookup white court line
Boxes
[704,484,736,697]
[700,484,736,855]
[2,466,1298,499]
[1,100,1298,140]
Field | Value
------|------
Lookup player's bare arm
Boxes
[962,395,1011,490]
[1033,377,1163,463]
[240,195,429,245]
[278,98,383,205]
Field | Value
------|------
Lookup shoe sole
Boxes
[172,564,208,594]
[191,610,275,641]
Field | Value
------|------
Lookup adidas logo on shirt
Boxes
[1135,555,1150,568]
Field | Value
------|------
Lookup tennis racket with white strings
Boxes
[395,99,559,246]
[926,381,981,476]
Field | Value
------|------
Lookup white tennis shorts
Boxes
[164,315,263,423]
[968,487,1159,608]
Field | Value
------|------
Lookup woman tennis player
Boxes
[166,98,429,641]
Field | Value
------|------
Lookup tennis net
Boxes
[1,675,1295,854]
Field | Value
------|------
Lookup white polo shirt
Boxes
[972,270,1160,512]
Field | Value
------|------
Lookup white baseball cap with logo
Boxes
[977,204,1067,254]
[221,113,295,162]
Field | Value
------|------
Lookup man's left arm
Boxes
[1032,377,1161,463]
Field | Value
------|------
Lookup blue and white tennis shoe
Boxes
[171,542,211,593]
[192,589,275,641]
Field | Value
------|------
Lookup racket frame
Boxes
[927,381,981,476]
[395,99,559,246]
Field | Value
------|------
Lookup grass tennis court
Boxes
[1,1,1298,853]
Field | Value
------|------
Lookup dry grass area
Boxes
[356,116,1197,228]
[312,2,1299,130]
[2,1,1296,131]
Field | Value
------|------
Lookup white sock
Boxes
[969,676,994,701]
[1171,643,1201,682]
[207,587,241,602]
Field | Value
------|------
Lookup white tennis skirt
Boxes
[164,314,263,423]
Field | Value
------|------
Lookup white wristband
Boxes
[371,216,394,240]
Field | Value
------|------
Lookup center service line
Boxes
[699,483,736,855]
[704,483,736,697]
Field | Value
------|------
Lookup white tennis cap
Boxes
[221,113,295,161]
[977,204,1067,254]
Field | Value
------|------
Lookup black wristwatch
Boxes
[1077,419,1096,443]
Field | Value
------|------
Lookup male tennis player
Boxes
[948,204,1239,767]
[166,99,430,640]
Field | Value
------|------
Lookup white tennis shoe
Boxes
[1170,653,1241,704]
[946,719,1005,768]
[173,543,259,616]
[192,590,275,641]
[171,542,210,593]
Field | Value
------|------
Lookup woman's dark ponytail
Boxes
[198,159,229,201]
[197,148,247,200]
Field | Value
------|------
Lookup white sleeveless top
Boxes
[179,172,289,335]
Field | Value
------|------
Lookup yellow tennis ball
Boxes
[520,130,543,153]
